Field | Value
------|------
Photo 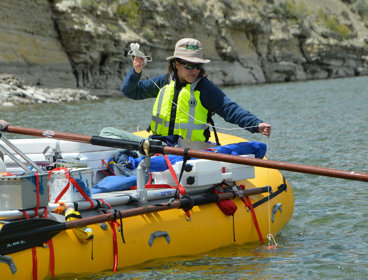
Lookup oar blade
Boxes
[0,219,64,255]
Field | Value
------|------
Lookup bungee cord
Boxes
[265,136,278,248]
[128,43,260,133]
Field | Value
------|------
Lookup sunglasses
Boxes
[177,60,203,70]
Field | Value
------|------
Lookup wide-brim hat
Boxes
[166,38,211,64]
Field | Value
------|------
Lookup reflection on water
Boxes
[2,76,368,279]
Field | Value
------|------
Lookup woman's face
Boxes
[175,60,202,84]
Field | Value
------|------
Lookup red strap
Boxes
[162,157,189,218]
[163,155,186,196]
[49,168,70,203]
[22,210,29,219]
[241,196,264,245]
[108,221,118,272]
[100,170,110,176]
[34,173,40,216]
[68,175,94,209]
[43,208,55,277]
[102,160,116,176]
[147,173,152,184]
[98,198,112,209]
[53,180,71,203]
[47,240,55,277]
[32,247,37,280]
[163,156,190,218]
[22,211,38,280]
[185,210,191,219]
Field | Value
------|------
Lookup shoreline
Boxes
[1,73,366,107]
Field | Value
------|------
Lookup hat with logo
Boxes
[166,38,211,64]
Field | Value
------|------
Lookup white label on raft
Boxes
[43,130,55,138]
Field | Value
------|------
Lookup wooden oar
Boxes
[4,125,368,182]
[0,187,268,255]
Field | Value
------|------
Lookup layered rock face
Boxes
[0,0,76,88]
[1,0,368,90]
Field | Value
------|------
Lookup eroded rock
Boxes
[0,74,98,106]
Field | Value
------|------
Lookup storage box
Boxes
[0,172,49,211]
[3,138,118,185]
[61,151,118,184]
[49,168,93,203]
[151,155,255,188]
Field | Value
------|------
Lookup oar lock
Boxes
[139,139,151,157]
[138,139,164,156]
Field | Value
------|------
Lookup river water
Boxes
[1,76,368,279]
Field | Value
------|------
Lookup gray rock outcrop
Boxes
[0,74,98,106]
[0,0,368,95]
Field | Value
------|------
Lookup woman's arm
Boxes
[121,67,169,100]
[199,79,270,135]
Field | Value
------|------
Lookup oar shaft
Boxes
[66,202,180,229]
[5,125,368,182]
[164,146,368,182]
[66,187,268,229]
[6,125,91,143]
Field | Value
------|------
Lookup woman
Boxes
[102,38,271,147]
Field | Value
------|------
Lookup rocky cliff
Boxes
[1,0,368,95]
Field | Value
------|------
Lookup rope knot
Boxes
[128,43,152,64]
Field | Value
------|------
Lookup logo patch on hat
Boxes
[186,44,200,51]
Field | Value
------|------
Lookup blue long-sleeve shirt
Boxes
[121,67,263,133]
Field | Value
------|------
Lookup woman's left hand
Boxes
[0,120,9,131]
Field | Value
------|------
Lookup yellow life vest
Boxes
[150,79,208,141]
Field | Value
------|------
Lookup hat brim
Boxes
[166,55,211,64]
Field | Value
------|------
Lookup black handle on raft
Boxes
[178,186,271,211]
[90,136,165,154]
[179,194,219,211]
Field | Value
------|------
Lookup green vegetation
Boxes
[141,28,155,41]
[318,9,351,39]
[81,0,99,11]
[272,0,309,24]
[116,0,141,27]
[356,0,368,19]
[106,23,119,33]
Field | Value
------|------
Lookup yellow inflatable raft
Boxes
[0,133,294,279]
